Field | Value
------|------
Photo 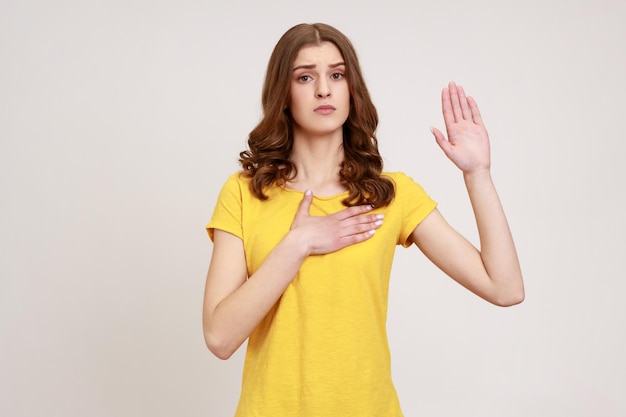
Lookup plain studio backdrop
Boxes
[1,0,625,416]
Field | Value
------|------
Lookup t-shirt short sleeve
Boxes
[392,172,438,248]
[206,173,245,242]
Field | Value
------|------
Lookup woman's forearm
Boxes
[463,169,524,305]
[204,231,309,359]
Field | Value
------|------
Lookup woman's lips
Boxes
[314,105,336,115]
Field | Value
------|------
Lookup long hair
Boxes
[239,23,395,207]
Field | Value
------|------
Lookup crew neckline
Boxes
[280,186,350,201]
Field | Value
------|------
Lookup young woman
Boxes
[203,23,524,417]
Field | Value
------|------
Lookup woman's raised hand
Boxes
[289,190,383,256]
[430,81,491,174]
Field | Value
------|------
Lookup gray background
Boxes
[1,0,625,416]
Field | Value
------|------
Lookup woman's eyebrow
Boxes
[293,62,346,71]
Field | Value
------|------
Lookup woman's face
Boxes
[289,41,350,139]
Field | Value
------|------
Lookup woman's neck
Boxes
[288,131,346,196]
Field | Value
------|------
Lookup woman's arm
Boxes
[203,190,384,359]
[410,82,524,306]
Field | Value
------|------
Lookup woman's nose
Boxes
[316,80,331,98]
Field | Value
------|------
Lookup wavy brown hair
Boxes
[239,23,395,207]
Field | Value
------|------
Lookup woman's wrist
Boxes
[463,167,492,185]
[283,229,312,260]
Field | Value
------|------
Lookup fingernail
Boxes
[374,220,383,226]
[376,214,384,219]
[368,230,376,235]
[305,189,312,196]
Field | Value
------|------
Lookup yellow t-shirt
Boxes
[207,171,437,417]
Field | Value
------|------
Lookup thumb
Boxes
[295,189,313,218]
[431,126,452,157]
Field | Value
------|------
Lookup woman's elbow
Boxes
[203,328,238,360]
[491,288,525,307]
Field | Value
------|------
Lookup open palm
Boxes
[431,81,491,173]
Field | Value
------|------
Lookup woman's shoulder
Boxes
[382,171,432,198]
[212,171,254,202]
[220,171,251,188]
[381,171,419,185]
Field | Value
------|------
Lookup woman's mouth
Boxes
[314,105,336,115]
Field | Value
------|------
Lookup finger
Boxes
[431,126,453,157]
[340,212,384,230]
[335,203,373,221]
[457,84,471,120]
[338,228,377,248]
[441,87,455,127]
[295,189,313,218]
[467,96,484,126]
[448,81,463,123]
[340,216,383,237]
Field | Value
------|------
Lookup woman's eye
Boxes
[331,73,344,80]
[298,75,311,82]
